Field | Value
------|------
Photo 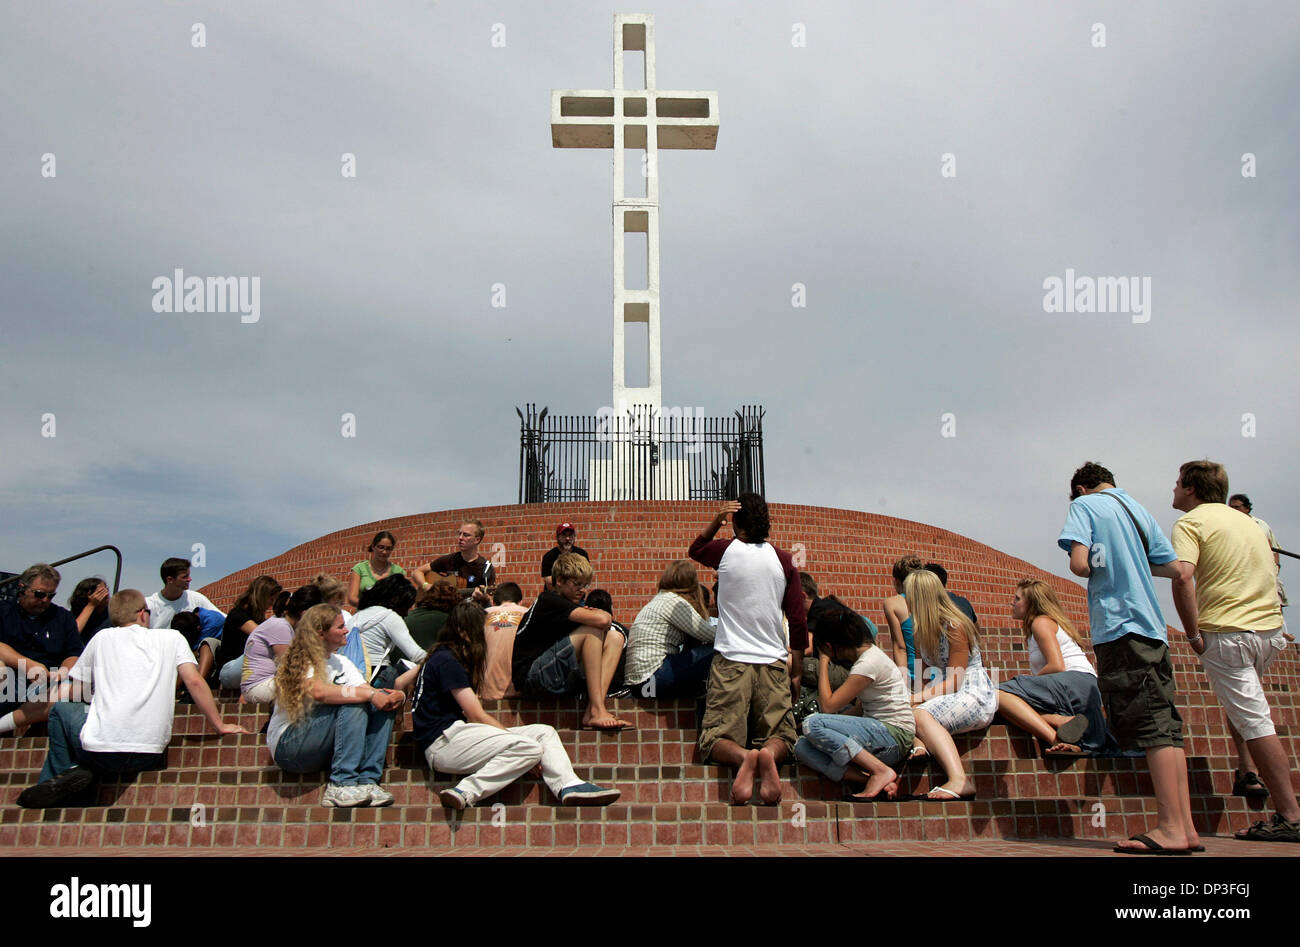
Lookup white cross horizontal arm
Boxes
[550,90,719,150]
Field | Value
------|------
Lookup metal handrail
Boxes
[0,545,124,593]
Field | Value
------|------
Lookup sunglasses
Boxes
[26,589,56,601]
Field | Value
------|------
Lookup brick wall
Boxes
[199,499,1300,762]
[198,501,1089,640]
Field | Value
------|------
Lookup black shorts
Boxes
[1094,633,1183,750]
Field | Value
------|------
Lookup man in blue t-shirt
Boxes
[1058,462,1199,855]
[0,563,84,736]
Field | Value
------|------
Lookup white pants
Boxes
[426,721,583,806]
[241,677,277,705]
[1199,628,1286,741]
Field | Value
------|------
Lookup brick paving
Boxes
[4,692,1299,852]
[4,836,1296,857]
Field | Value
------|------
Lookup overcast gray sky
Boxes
[2,1,1297,623]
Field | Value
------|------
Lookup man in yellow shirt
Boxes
[1170,460,1299,843]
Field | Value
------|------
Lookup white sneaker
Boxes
[363,784,395,807]
[321,784,371,808]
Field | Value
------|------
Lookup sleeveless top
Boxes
[898,594,917,681]
[1029,624,1096,677]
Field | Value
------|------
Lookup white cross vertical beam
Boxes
[551,13,718,422]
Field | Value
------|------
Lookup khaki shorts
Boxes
[1095,633,1183,750]
[1198,628,1286,742]
[698,654,796,761]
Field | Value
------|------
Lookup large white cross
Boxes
[551,13,719,421]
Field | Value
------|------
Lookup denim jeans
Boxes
[794,712,907,782]
[525,636,584,697]
[218,657,243,690]
[38,701,164,784]
[272,703,395,786]
[636,644,715,698]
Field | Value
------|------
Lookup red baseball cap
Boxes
[555,523,576,537]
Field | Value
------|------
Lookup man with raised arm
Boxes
[690,494,806,805]
[1059,461,1200,854]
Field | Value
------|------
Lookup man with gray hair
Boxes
[17,589,247,808]
[0,564,83,736]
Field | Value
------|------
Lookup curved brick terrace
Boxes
[198,501,1092,639]
[2,502,1296,855]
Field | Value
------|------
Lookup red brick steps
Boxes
[1,695,1293,851]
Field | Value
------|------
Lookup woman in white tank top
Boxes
[996,579,1116,757]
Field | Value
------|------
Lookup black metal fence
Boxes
[517,403,765,503]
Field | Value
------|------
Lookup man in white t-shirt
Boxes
[147,557,226,682]
[146,557,224,629]
[17,589,247,808]
[689,495,807,806]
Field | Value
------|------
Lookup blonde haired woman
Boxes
[996,579,1115,756]
[266,604,414,808]
[624,560,717,698]
[904,569,997,800]
[882,555,923,684]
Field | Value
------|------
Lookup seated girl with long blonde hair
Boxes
[266,604,414,808]
[997,578,1116,756]
[904,569,997,801]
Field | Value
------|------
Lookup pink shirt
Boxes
[241,617,294,692]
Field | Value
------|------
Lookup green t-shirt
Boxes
[352,560,406,592]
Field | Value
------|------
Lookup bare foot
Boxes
[1043,741,1083,756]
[852,766,898,801]
[756,748,782,805]
[582,711,632,731]
[907,741,929,763]
[731,750,759,805]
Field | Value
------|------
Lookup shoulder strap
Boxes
[1101,491,1150,557]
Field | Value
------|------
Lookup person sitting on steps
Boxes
[510,553,631,731]
[794,605,914,801]
[904,569,997,801]
[414,601,620,810]
[996,578,1116,757]
[266,604,414,808]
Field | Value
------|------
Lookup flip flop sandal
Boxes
[1054,715,1089,746]
[925,786,975,802]
[1113,833,1193,855]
